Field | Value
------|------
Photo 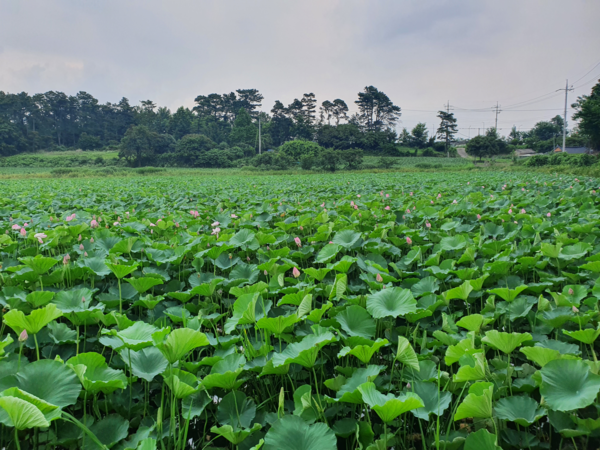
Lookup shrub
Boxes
[78,132,103,150]
[525,155,549,167]
[279,140,323,160]
[339,148,363,170]
[300,154,313,170]
[422,147,437,157]
[319,149,341,172]
[174,134,216,167]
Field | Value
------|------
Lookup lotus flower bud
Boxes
[406,236,412,245]
[264,270,268,276]
[376,273,383,282]
[292,267,301,278]
[568,288,574,295]
[573,306,579,313]
[19,330,28,342]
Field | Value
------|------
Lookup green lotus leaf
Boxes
[395,336,420,371]
[272,330,337,368]
[442,281,473,302]
[212,423,262,445]
[540,359,600,411]
[224,293,261,334]
[25,291,55,308]
[488,285,528,302]
[257,314,298,336]
[217,390,256,429]
[494,396,546,426]
[563,327,600,345]
[109,237,139,255]
[201,353,246,390]
[162,368,199,399]
[456,314,486,333]
[481,330,532,354]
[559,242,592,261]
[410,381,452,421]
[454,382,493,421]
[453,353,487,382]
[0,387,60,423]
[80,257,112,277]
[303,267,332,281]
[122,346,168,382]
[329,273,347,301]
[327,255,357,274]
[18,255,58,276]
[125,276,163,294]
[14,359,81,408]
[106,262,139,279]
[264,415,336,450]
[3,303,63,335]
[358,382,424,423]
[439,235,468,251]
[520,346,569,367]
[542,307,574,328]
[338,338,389,364]
[335,305,375,339]
[182,391,211,420]
[68,352,128,394]
[109,321,159,351]
[410,277,439,297]
[333,365,385,404]
[190,278,221,297]
[315,244,341,264]
[0,396,49,429]
[366,288,417,319]
[85,414,129,450]
[445,333,482,365]
[332,230,361,249]
[463,429,500,450]
[154,328,209,364]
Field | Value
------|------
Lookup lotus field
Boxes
[1,172,600,450]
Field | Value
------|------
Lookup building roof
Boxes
[515,149,536,157]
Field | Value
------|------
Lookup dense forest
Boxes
[0,82,596,169]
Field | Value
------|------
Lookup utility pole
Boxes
[557,79,573,152]
[443,101,452,157]
[258,113,262,155]
[493,102,501,129]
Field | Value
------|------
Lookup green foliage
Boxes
[0,170,597,449]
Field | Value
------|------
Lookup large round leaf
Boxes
[331,230,361,249]
[540,359,600,411]
[366,288,417,319]
[15,359,81,408]
[264,415,337,450]
[494,396,546,426]
[126,347,169,382]
[335,305,375,339]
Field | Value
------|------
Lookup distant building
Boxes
[515,149,537,158]
[554,146,594,154]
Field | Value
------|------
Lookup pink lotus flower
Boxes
[573,306,579,313]
[406,382,411,389]
[231,214,238,218]
[78,234,82,241]
[547,212,551,217]
[79,244,84,250]
[320,202,325,207]
[358,213,362,217]
[410,192,413,196]
[149,223,156,227]
[406,209,410,214]
[452,200,457,204]
[300,226,304,230]
[350,201,355,206]
[34,232,47,244]
[430,200,434,204]
[406,236,412,245]
[211,227,221,236]
[211,221,220,227]
[520,209,526,214]
[437,193,442,199]
[522,188,525,192]
[294,237,301,247]
[11,224,20,230]
[90,219,99,228]
[90,238,94,243]
[426,222,431,228]
[357,194,361,198]
[190,210,199,218]
[175,222,179,228]
[568,288,574,295]
[386,194,389,198]
[264,270,268,276]
[84,251,88,257]
[376,273,383,282]
[19,330,28,342]
[354,205,358,210]
[477,214,481,220]
[329,241,333,244]
[467,182,470,185]
[508,209,513,214]
[380,191,384,196]
[385,206,390,210]
[66,214,76,222]
[63,254,70,265]
[113,222,119,226]
[292,267,301,278]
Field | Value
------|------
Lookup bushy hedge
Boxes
[525,152,597,167]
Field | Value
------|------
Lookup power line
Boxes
[571,59,600,86]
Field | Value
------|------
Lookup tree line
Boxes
[1,80,598,167]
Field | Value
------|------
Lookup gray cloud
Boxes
[1,0,599,136]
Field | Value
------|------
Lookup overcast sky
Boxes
[1,0,599,138]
